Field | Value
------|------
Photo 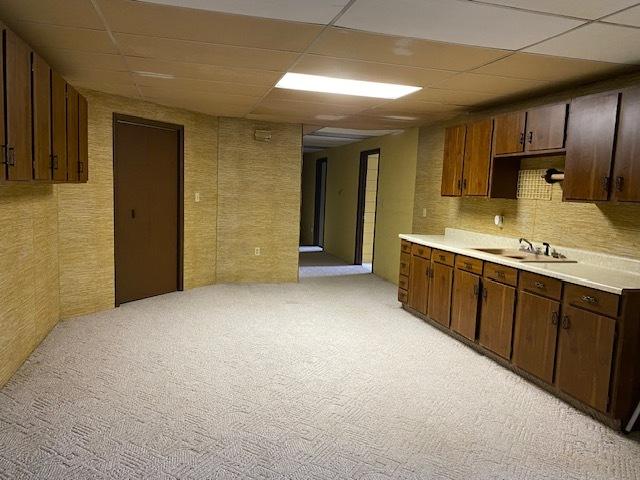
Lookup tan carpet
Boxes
[0,252,638,479]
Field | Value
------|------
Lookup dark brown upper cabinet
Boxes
[563,91,619,202]
[612,86,640,202]
[78,95,88,183]
[51,71,68,182]
[441,125,466,196]
[493,111,526,155]
[0,26,5,182]
[32,52,51,181]
[66,85,79,183]
[462,118,493,196]
[525,103,567,152]
[4,28,33,181]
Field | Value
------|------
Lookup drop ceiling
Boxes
[0,0,638,139]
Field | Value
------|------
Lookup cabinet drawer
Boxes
[398,274,409,291]
[484,262,518,287]
[398,289,408,304]
[564,284,619,318]
[411,243,431,259]
[433,249,455,266]
[519,271,562,300]
[400,253,411,276]
[401,240,412,254]
[455,255,483,275]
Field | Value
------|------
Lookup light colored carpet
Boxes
[1,252,639,480]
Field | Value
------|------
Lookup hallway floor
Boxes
[299,247,372,278]
[1,263,639,479]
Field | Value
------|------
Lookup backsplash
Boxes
[412,126,640,260]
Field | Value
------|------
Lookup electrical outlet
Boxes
[195,192,200,202]
[422,208,427,217]
[254,247,261,256]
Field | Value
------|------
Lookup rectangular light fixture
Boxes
[275,72,422,99]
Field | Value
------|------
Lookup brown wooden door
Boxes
[78,95,88,182]
[493,111,525,155]
[428,262,453,327]
[114,116,182,305]
[5,29,32,181]
[564,92,619,202]
[441,125,465,196]
[66,85,79,182]
[556,305,615,412]
[51,72,67,182]
[408,254,429,315]
[512,291,560,384]
[450,269,480,340]
[32,53,52,181]
[479,278,516,359]
[612,86,640,202]
[462,118,493,196]
[525,103,567,152]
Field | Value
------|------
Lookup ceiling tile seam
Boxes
[467,0,622,22]
[245,0,359,118]
[11,19,108,33]
[123,54,285,74]
[89,0,144,98]
[597,19,640,30]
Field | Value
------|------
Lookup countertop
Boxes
[399,232,640,295]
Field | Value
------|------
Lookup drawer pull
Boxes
[581,295,598,305]
[464,262,473,270]
[439,255,446,261]
[561,315,571,330]
[551,311,558,325]
[496,271,505,279]
[401,262,407,268]
[535,281,545,289]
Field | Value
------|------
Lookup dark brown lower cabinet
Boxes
[450,269,480,340]
[409,254,430,315]
[512,291,560,383]
[428,261,453,327]
[555,305,616,413]
[479,278,516,359]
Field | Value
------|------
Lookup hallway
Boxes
[299,247,372,279]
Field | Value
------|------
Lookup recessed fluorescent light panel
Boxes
[276,73,422,99]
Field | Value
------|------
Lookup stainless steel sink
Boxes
[472,248,577,263]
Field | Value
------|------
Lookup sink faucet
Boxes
[519,238,535,253]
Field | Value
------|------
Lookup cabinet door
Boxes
[525,103,567,152]
[556,305,615,412]
[78,94,88,182]
[451,269,480,340]
[32,53,52,181]
[51,71,68,181]
[441,125,465,196]
[66,85,79,182]
[512,291,560,383]
[612,86,640,202]
[428,262,453,327]
[462,118,493,196]
[564,92,619,201]
[5,29,32,181]
[493,111,525,155]
[0,26,5,180]
[408,254,429,315]
[479,278,516,359]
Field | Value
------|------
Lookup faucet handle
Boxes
[542,242,551,256]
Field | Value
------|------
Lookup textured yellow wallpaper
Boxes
[216,118,302,283]
[303,129,418,284]
[0,185,59,386]
[58,90,219,319]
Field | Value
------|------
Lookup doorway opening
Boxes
[313,158,327,248]
[113,114,184,306]
[354,149,380,272]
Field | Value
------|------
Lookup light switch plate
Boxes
[195,192,201,202]
[422,208,427,217]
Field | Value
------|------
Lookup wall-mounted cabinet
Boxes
[0,24,88,185]
[440,125,466,196]
[612,86,640,203]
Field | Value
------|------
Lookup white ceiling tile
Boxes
[134,0,349,24]
[475,0,639,20]
[335,0,584,50]
[602,4,640,27]
[525,22,640,64]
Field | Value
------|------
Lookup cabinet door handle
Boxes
[602,176,610,192]
[551,311,559,326]
[482,288,488,302]
[527,131,533,144]
[473,284,480,297]
[615,176,624,192]
[462,178,467,191]
[519,132,524,145]
[581,295,598,305]
[131,209,136,219]
[457,179,461,191]
[78,161,84,173]
[7,147,16,166]
[51,154,58,170]
[534,281,545,289]
[561,315,571,330]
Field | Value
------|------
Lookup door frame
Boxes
[112,113,185,306]
[313,157,327,247]
[354,148,380,266]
